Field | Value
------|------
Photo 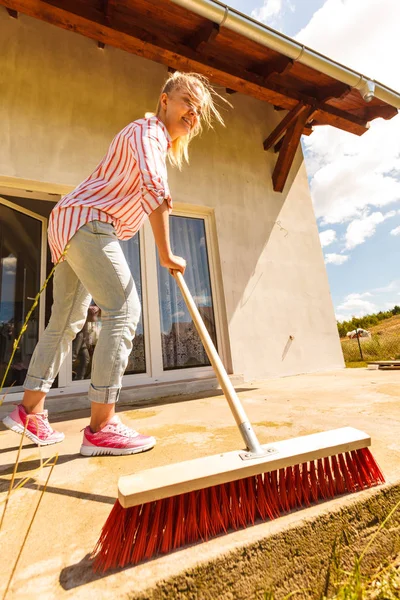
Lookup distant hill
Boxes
[367,314,400,336]
[337,306,400,338]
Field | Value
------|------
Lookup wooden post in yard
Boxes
[356,329,364,361]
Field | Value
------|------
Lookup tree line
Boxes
[337,305,400,338]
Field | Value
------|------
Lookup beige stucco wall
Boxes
[0,11,344,380]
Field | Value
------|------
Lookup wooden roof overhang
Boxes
[2,0,399,192]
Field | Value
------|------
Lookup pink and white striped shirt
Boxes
[48,116,172,263]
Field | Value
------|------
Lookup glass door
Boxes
[71,232,146,382]
[157,215,217,370]
[0,199,46,393]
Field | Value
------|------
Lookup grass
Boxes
[341,334,400,366]
[340,314,400,367]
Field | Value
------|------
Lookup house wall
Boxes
[0,11,344,382]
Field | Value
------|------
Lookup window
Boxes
[71,233,146,381]
[0,190,228,399]
[157,215,217,370]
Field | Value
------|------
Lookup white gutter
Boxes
[170,0,400,109]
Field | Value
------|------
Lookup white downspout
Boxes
[169,0,400,109]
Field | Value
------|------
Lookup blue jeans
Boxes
[24,220,141,404]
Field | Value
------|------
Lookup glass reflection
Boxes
[157,216,217,370]
[71,232,145,380]
[0,204,41,392]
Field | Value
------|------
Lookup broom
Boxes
[92,271,384,571]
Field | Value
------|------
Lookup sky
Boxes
[227,0,400,322]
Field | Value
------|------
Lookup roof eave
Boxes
[170,0,400,110]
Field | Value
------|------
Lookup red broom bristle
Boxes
[345,451,363,490]
[131,502,151,564]
[198,488,212,540]
[317,458,329,499]
[309,461,319,502]
[361,448,385,483]
[338,452,354,492]
[185,491,198,543]
[278,468,290,513]
[293,464,303,507]
[172,494,185,549]
[122,505,140,567]
[246,477,257,524]
[256,474,274,520]
[160,496,175,554]
[219,483,232,529]
[266,471,280,518]
[238,479,251,524]
[300,462,311,507]
[209,485,227,536]
[285,466,296,509]
[324,457,336,497]
[92,448,385,572]
[229,481,241,530]
[331,454,345,494]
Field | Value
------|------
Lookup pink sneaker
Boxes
[80,415,156,456]
[2,404,65,446]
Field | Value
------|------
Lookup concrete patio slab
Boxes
[1,368,399,599]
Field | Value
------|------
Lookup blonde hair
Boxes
[155,71,229,169]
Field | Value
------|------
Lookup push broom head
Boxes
[92,427,384,571]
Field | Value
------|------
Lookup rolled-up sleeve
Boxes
[133,121,172,215]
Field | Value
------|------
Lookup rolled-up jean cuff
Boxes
[23,375,53,394]
[89,384,121,404]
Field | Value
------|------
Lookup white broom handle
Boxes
[173,271,259,442]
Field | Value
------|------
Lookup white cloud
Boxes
[335,286,400,319]
[297,0,400,227]
[251,0,283,24]
[390,225,400,236]
[337,293,376,316]
[324,253,349,265]
[171,311,185,319]
[372,280,400,293]
[251,0,295,29]
[319,229,337,247]
[344,211,396,250]
[1,256,17,274]
[193,294,212,305]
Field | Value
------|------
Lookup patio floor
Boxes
[1,368,399,599]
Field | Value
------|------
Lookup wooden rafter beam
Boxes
[317,82,352,103]
[0,0,370,136]
[6,6,17,16]
[362,104,397,121]
[274,124,313,153]
[252,55,294,81]
[264,102,308,150]
[310,104,369,132]
[272,107,313,192]
[187,21,219,52]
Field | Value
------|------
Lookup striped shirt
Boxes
[48,116,172,263]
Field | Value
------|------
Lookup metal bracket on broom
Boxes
[172,271,278,461]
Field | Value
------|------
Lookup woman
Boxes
[3,71,225,456]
